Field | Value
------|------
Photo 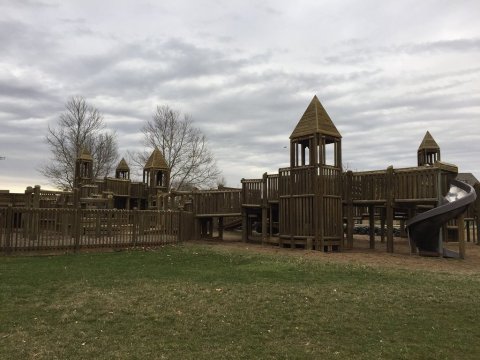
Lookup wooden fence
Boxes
[0,206,193,253]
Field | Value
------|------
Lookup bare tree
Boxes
[39,96,118,190]
[136,105,221,190]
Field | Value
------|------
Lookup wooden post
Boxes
[346,171,354,249]
[380,207,386,243]
[458,214,465,259]
[241,179,248,243]
[218,217,224,240]
[261,173,268,245]
[408,207,416,254]
[318,136,325,251]
[132,209,138,247]
[386,166,394,253]
[475,184,480,246]
[242,208,247,243]
[400,219,406,238]
[369,205,375,249]
[33,185,40,208]
[473,219,477,244]
[74,208,81,252]
[30,185,41,242]
[269,205,273,237]
[466,220,471,242]
[5,204,13,254]
[306,237,313,250]
[107,194,114,209]
[312,135,320,250]
[73,188,80,252]
[208,218,213,238]
[437,171,444,252]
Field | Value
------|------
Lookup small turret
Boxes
[115,158,130,179]
[74,148,93,188]
[418,131,440,166]
[289,95,342,168]
[143,147,170,194]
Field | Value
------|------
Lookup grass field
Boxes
[1,243,480,359]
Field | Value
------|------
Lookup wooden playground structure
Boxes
[1,96,479,255]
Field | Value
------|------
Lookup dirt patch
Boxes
[187,233,480,275]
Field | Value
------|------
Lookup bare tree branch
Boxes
[134,105,221,190]
[39,96,119,190]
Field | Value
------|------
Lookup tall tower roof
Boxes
[418,131,440,150]
[78,148,93,161]
[290,95,341,139]
[144,147,168,170]
[116,158,130,171]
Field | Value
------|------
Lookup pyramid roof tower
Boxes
[116,158,130,171]
[418,131,440,150]
[290,95,341,139]
[78,148,93,161]
[144,147,168,170]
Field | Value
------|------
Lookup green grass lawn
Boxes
[1,244,480,359]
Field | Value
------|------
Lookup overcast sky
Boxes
[1,0,480,192]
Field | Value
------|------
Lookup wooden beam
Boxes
[346,171,354,249]
[458,215,465,259]
[369,205,375,249]
[386,166,394,253]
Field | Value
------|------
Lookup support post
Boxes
[380,207,386,243]
[346,171,354,249]
[208,218,213,238]
[261,173,268,245]
[475,184,480,246]
[437,171,444,252]
[386,166,394,253]
[368,205,375,249]
[73,188,80,252]
[241,208,247,243]
[458,215,465,259]
[408,207,417,254]
[5,204,13,254]
[466,220,471,242]
[218,217,224,240]
[132,209,138,247]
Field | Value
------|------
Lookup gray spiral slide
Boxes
[405,179,477,257]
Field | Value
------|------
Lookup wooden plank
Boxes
[369,205,375,249]
[458,214,465,259]
[386,166,394,253]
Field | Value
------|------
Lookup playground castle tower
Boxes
[74,148,94,189]
[143,147,170,208]
[278,95,343,250]
[417,131,441,166]
[115,158,130,179]
[70,147,170,210]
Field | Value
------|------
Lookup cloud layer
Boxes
[1,0,480,191]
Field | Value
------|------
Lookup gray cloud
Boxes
[1,0,480,191]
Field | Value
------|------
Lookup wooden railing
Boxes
[347,164,457,203]
[0,207,193,253]
[241,173,279,206]
[130,182,147,198]
[267,174,279,201]
[393,167,438,201]
[350,170,388,201]
[105,178,130,196]
[190,190,242,215]
[241,178,263,205]
[0,192,26,207]
[279,166,315,196]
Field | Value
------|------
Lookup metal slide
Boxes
[406,180,477,257]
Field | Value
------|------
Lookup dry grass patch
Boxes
[1,244,480,359]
